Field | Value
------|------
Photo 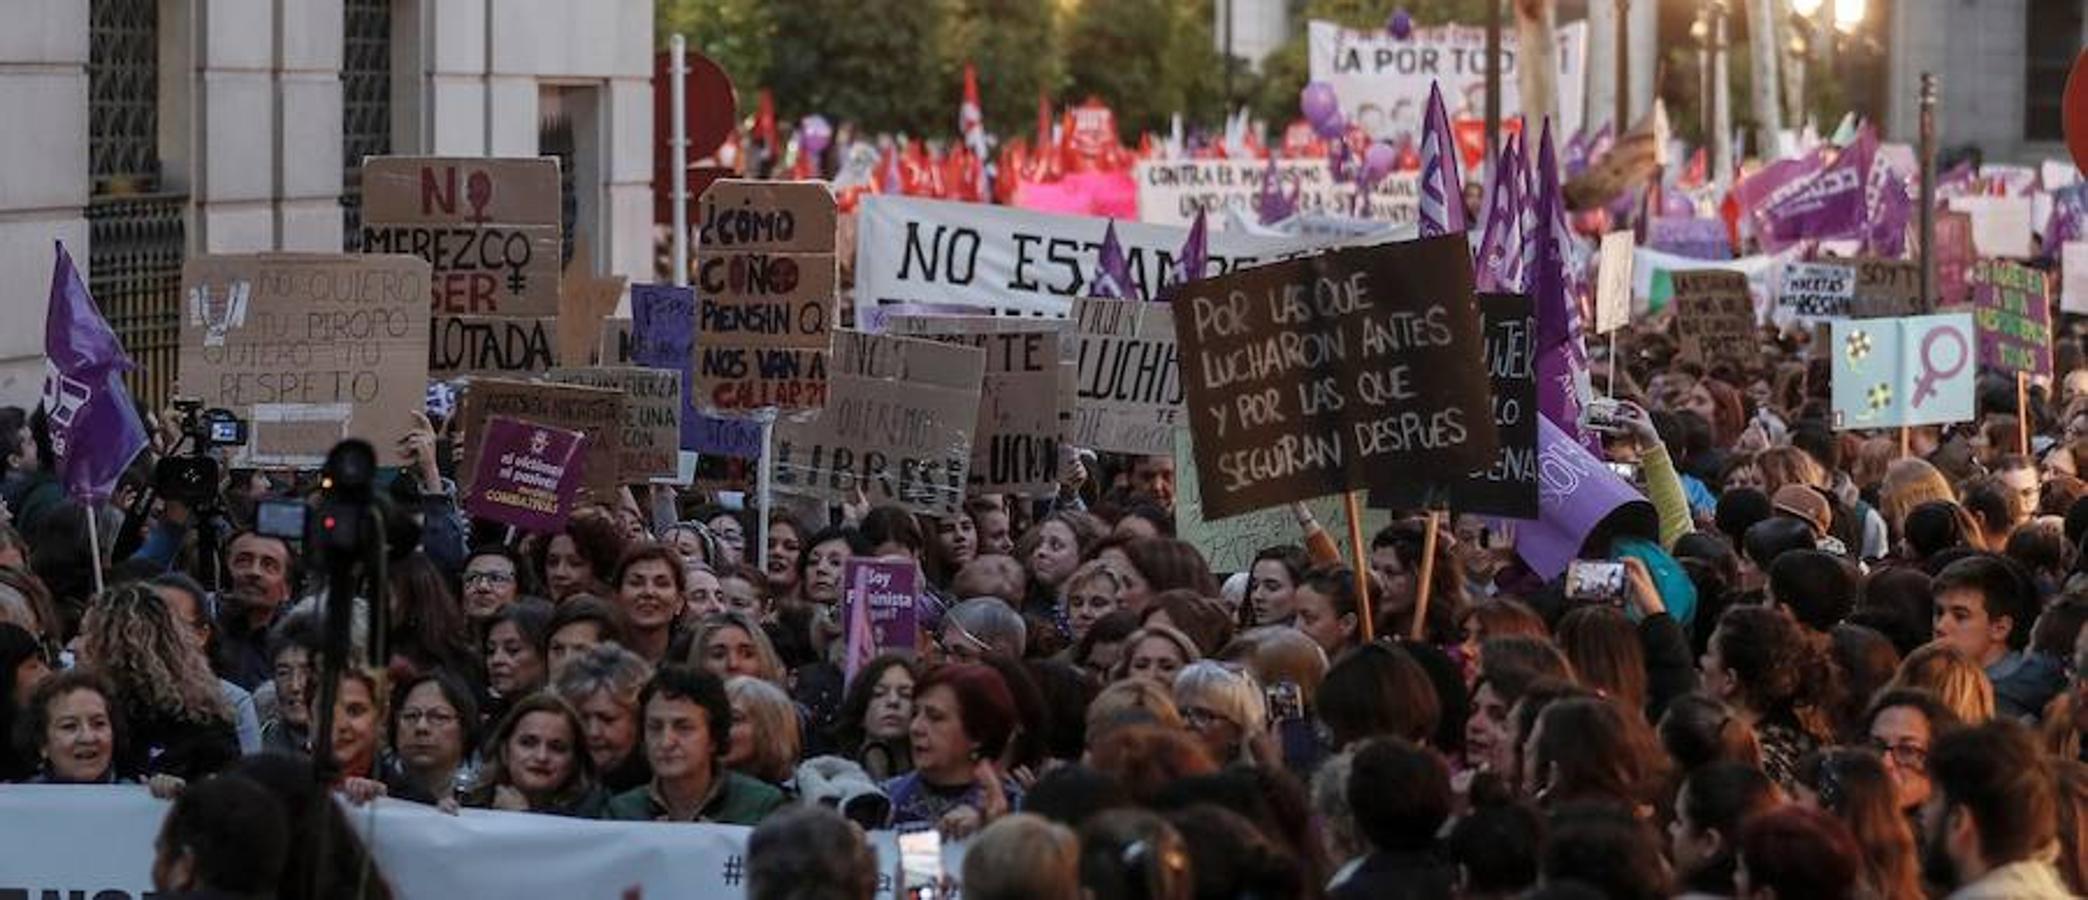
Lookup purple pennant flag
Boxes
[1475,133,1525,292]
[1758,125,1875,248]
[1418,81,1468,237]
[1734,151,1826,240]
[1158,210,1209,302]
[1255,157,1300,225]
[42,241,147,504]
[1091,220,1134,300]
[1563,127,1592,180]
[2042,183,2088,262]
[1527,121,1598,454]
[1865,168,1914,259]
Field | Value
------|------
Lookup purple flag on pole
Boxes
[1527,121,1598,453]
[1511,418,1657,580]
[1091,220,1135,300]
[1475,133,1525,292]
[1418,81,1468,237]
[1159,210,1209,302]
[42,241,147,503]
[1256,157,1300,225]
[1758,125,1875,248]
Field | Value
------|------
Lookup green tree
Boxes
[947,0,1065,138]
[656,0,776,91]
[765,0,957,135]
[1245,0,1497,127]
[1062,0,1231,135]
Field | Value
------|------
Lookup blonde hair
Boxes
[1219,625,1330,707]
[962,814,1081,900]
[1887,641,1995,725]
[1880,458,1957,539]
[1755,446,1827,495]
[690,611,786,687]
[1085,678,1183,745]
[724,675,801,783]
[1850,437,1898,493]
[79,585,229,724]
[1109,624,1203,682]
[1173,661,1267,759]
[1061,559,1125,603]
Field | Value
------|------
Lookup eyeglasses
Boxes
[1869,737,1929,774]
[399,709,459,728]
[463,571,516,586]
[1180,706,1225,728]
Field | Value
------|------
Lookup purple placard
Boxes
[1647,217,1733,261]
[844,558,921,660]
[463,416,588,534]
[631,283,763,458]
[1509,418,1658,580]
[1969,260,2053,378]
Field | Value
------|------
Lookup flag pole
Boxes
[2018,372,2031,456]
[85,503,106,595]
[1344,491,1374,643]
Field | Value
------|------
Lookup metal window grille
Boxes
[89,0,160,192]
[88,0,184,408]
[539,113,578,266]
[342,0,394,249]
[2025,0,2083,142]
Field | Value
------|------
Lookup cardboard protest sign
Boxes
[1829,314,1977,429]
[2064,243,2088,315]
[855,195,1327,317]
[1172,429,1392,572]
[1371,292,1538,518]
[1968,260,2053,378]
[429,315,556,377]
[630,284,764,458]
[463,416,588,534]
[1935,211,1975,307]
[1851,258,1924,318]
[694,180,836,415]
[842,558,920,660]
[178,253,432,466]
[888,316,1068,496]
[1170,234,1500,520]
[1669,270,1755,367]
[458,379,624,497]
[1595,232,1634,334]
[1647,217,1734,261]
[359,157,563,317]
[1779,262,1856,319]
[1071,298,1183,456]
[546,367,680,482]
[1305,20,1588,143]
[772,331,984,516]
[1947,195,2035,259]
[599,317,632,365]
[558,241,626,367]
[1133,159,1418,228]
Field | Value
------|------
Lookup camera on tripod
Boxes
[153,397,248,508]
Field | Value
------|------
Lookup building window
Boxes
[88,0,185,407]
[342,0,394,250]
[89,0,160,193]
[2025,0,2082,142]
[539,110,579,267]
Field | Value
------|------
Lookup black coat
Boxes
[120,706,240,780]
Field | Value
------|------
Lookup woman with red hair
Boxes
[883,663,1023,838]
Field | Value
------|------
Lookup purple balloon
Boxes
[1363,143,1398,184]
[1387,9,1414,40]
[800,115,832,156]
[1300,82,1341,128]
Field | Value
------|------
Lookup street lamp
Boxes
[1833,0,1866,33]
[1790,0,1822,17]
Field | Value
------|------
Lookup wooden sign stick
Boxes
[2019,372,2031,456]
[1411,508,1441,642]
[1345,490,1375,643]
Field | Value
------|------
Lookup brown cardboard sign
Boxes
[429,315,557,377]
[888,315,1068,496]
[599,317,633,366]
[1851,258,1924,318]
[558,240,627,367]
[359,157,564,318]
[772,330,984,516]
[695,179,837,415]
[1169,234,1499,520]
[546,367,681,482]
[178,253,432,466]
[1071,298,1183,455]
[1670,270,1755,367]
[457,378,625,497]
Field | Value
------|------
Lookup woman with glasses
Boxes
[1793,747,1925,900]
[385,670,478,806]
[1171,661,1268,766]
[1863,687,1961,816]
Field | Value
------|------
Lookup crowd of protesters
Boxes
[13,315,2088,900]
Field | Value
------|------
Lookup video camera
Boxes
[152,397,247,508]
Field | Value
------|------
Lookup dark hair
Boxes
[158,774,291,893]
[1160,804,1302,900]
[1026,764,1131,829]
[977,654,1050,772]
[1657,694,1762,774]
[746,805,880,900]
[1768,550,1858,633]
[1079,810,1194,900]
[531,515,627,591]
[2034,594,2088,658]
[543,596,630,652]
[1929,719,2059,868]
[1904,500,1974,561]
[386,553,479,678]
[1737,806,1862,900]
[388,669,481,758]
[228,753,394,899]
[1540,802,1671,900]
[1529,697,1669,811]
[15,668,124,778]
[1715,488,1774,546]
[2006,521,2073,578]
[1027,658,1097,761]
[1960,476,2019,540]
[464,544,541,598]
[1073,610,1141,671]
[471,693,598,811]
[832,654,918,752]
[638,665,732,760]
[1676,762,1779,896]
[1856,566,1938,657]
[1710,604,1841,741]
[1445,797,1544,896]
[1476,635,1574,707]
[860,506,924,555]
[1348,736,1451,853]
[1555,606,1647,712]
[1829,623,1901,739]
[1795,747,1923,900]
[916,663,1019,760]
[1139,590,1233,656]
[1122,539,1220,598]
[613,542,688,596]
[1318,642,1439,748]
[1931,554,2038,651]
[1117,502,1175,539]
[1742,516,1817,569]
[0,623,42,778]
[1298,565,1368,635]
[488,596,555,651]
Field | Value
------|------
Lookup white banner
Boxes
[1306,20,1589,143]
[0,785,964,900]
[853,195,1331,318]
[1132,159,1419,229]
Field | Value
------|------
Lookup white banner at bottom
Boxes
[0,785,963,899]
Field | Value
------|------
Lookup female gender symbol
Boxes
[1910,324,1968,408]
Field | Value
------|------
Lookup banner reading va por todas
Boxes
[0,786,967,900]
[1306,20,1589,144]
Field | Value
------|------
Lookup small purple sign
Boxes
[463,416,588,534]
[1969,260,2053,379]
[632,283,763,458]
[844,558,921,661]
[1647,217,1733,261]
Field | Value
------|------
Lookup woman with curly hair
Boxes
[1699,604,1843,791]
[75,584,236,779]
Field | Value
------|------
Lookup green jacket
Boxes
[604,771,786,826]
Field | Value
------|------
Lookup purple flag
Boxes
[1865,168,1914,259]
[1159,210,1209,302]
[1758,125,1874,248]
[631,283,763,458]
[1563,127,1592,180]
[1734,151,1826,239]
[843,558,920,681]
[1475,133,1525,292]
[1091,220,1134,300]
[1256,157,1300,225]
[42,241,146,503]
[2042,183,2088,262]
[1527,122,1597,454]
[1418,81,1468,237]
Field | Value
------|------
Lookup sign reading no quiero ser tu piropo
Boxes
[1169,234,1499,520]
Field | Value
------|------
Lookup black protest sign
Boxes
[1170,234,1499,520]
[1370,293,1537,517]
[429,315,557,377]
[695,179,836,415]
[888,315,1068,496]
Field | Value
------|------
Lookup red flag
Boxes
[756,90,777,151]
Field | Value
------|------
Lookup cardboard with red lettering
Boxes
[463,416,588,534]
[457,378,625,497]
[887,315,1069,496]
[177,253,432,466]
[694,179,837,416]
[358,157,564,318]
[771,331,983,516]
